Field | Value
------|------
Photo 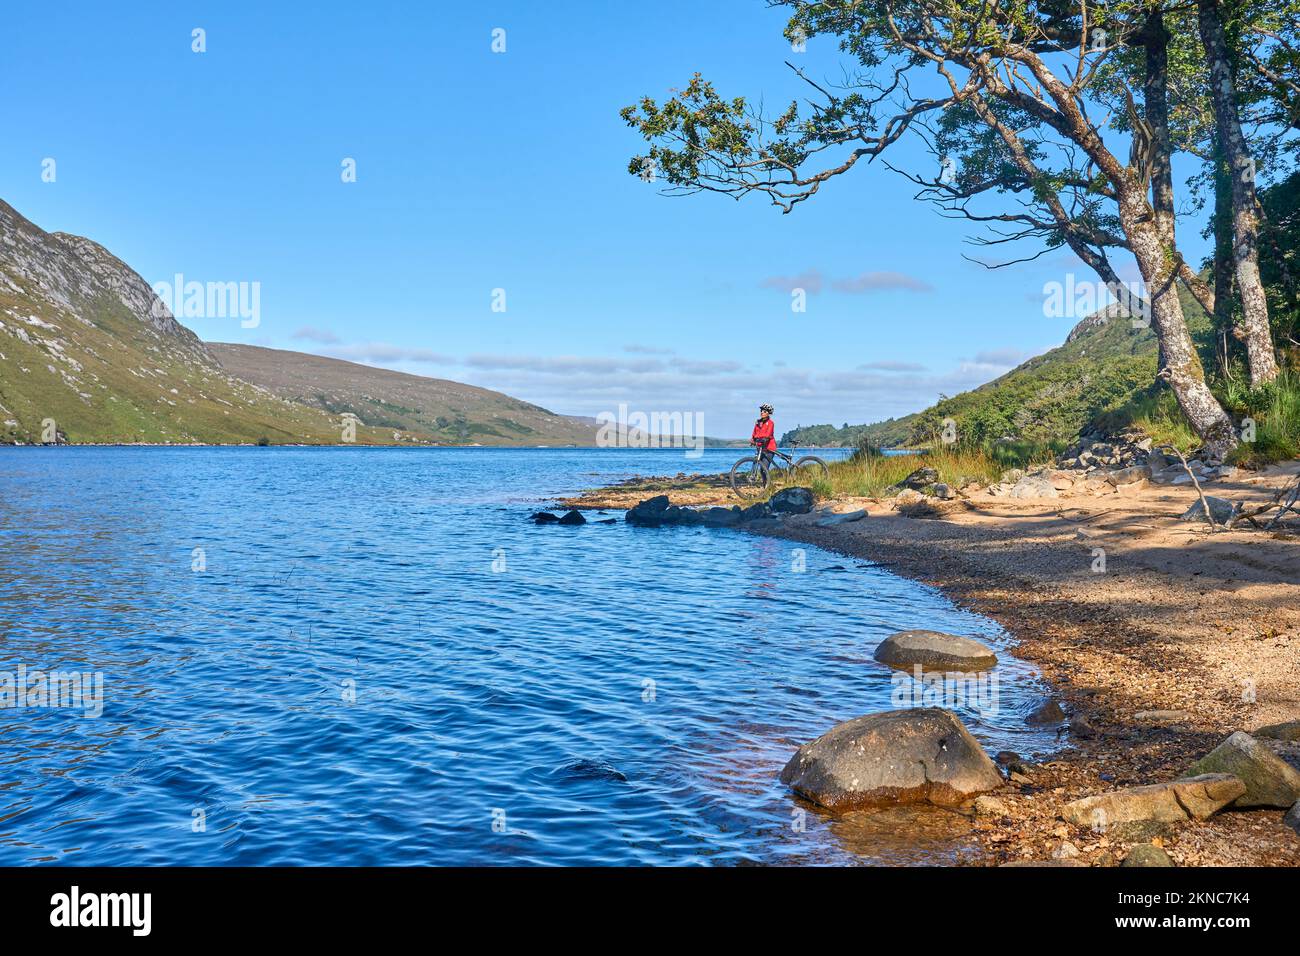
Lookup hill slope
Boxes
[786,295,1210,450]
[209,344,598,445]
[0,199,597,445]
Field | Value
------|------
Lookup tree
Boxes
[623,0,1242,455]
[1198,0,1282,383]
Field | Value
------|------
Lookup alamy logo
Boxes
[0,665,104,717]
[50,886,151,936]
[151,273,261,328]
[595,403,705,459]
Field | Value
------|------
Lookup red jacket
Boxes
[752,417,776,452]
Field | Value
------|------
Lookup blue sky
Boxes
[3,1,1213,438]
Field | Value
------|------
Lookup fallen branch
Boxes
[1158,444,1221,530]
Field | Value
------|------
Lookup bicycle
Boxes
[729,439,829,499]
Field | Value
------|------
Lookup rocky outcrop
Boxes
[873,630,998,672]
[1185,731,1300,808]
[779,708,1003,810]
[1062,774,1246,827]
[624,492,816,528]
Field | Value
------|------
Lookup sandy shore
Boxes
[565,463,1300,866]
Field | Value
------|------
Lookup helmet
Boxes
[759,403,774,414]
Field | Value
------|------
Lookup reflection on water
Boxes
[0,447,1054,865]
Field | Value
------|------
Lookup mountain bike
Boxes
[729,440,829,499]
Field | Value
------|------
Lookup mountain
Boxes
[0,199,596,445]
[208,344,599,445]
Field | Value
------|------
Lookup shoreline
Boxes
[565,464,1300,866]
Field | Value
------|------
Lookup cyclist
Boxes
[752,403,777,476]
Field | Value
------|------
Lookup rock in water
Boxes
[768,486,815,514]
[873,630,998,672]
[1062,774,1245,827]
[530,512,560,523]
[1178,496,1236,525]
[779,708,1003,810]
[556,510,586,525]
[1123,844,1174,867]
[625,495,671,526]
[1026,699,1066,725]
[1184,731,1300,808]
[701,506,741,527]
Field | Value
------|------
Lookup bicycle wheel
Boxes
[730,456,769,499]
[791,455,830,485]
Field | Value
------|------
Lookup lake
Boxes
[0,447,1054,865]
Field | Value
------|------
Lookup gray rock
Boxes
[1063,774,1246,827]
[873,630,998,672]
[738,502,772,522]
[1008,475,1059,499]
[768,486,815,514]
[779,708,1003,810]
[932,482,956,500]
[1123,844,1174,867]
[1185,731,1300,808]
[556,510,586,525]
[816,508,867,527]
[1106,464,1152,486]
[1178,496,1236,525]
[1026,699,1066,725]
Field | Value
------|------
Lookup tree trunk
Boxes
[1212,131,1236,373]
[1197,0,1280,385]
[1118,185,1239,458]
[1144,10,1174,372]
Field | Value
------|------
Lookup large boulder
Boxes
[1062,774,1245,828]
[739,502,773,522]
[626,495,671,526]
[1185,731,1300,808]
[873,630,998,673]
[768,486,815,514]
[556,510,586,525]
[779,708,1003,810]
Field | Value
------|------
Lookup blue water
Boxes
[0,447,1054,865]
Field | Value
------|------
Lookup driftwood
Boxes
[1158,444,1223,530]
[1158,444,1300,533]
[1225,474,1300,530]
